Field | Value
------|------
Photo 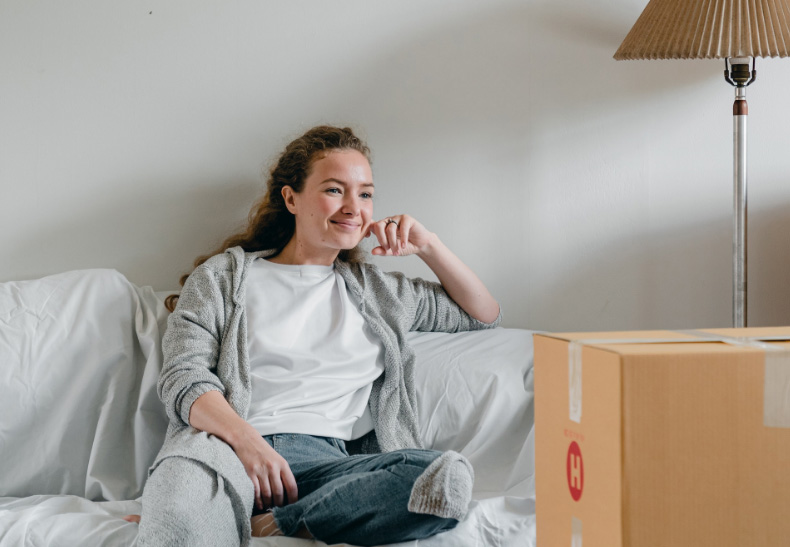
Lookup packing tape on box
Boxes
[567,330,790,428]
[571,516,582,547]
[682,330,790,428]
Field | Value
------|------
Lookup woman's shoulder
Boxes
[181,252,236,296]
[189,249,242,278]
[205,249,239,271]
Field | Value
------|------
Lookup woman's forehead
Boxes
[308,150,372,183]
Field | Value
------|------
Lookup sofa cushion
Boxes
[0,268,534,504]
[0,269,169,501]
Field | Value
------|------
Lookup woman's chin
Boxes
[336,237,364,251]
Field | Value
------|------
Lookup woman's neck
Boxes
[267,237,339,266]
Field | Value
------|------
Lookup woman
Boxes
[130,125,501,546]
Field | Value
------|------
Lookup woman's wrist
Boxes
[225,419,259,450]
[189,390,256,449]
[415,232,441,260]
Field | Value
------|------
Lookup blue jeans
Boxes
[261,434,458,545]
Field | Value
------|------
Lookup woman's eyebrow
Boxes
[320,178,375,187]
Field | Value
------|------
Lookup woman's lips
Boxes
[330,220,360,230]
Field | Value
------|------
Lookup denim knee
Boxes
[387,448,443,470]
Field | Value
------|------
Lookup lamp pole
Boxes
[725,57,756,328]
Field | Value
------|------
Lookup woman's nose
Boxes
[341,196,360,215]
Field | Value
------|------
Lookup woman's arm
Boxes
[160,262,297,510]
[368,214,500,324]
[158,263,228,427]
[414,234,499,324]
[190,390,298,510]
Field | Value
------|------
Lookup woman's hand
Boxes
[367,214,436,257]
[232,428,298,511]
[188,391,298,511]
[367,215,500,324]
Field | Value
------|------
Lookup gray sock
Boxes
[407,451,474,520]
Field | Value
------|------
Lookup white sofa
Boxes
[0,268,536,546]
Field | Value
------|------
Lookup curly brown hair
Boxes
[164,125,371,312]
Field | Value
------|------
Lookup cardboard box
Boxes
[533,327,790,547]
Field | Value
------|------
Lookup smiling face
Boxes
[279,149,374,265]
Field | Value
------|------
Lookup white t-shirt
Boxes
[244,258,384,440]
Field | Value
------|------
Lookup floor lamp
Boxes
[614,0,790,328]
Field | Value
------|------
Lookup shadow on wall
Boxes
[528,199,790,332]
[749,200,790,327]
[329,2,713,141]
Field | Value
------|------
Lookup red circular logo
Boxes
[566,441,584,501]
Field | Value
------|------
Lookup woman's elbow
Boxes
[473,302,501,325]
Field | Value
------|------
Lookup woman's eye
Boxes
[327,188,341,194]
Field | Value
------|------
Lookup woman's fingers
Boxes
[399,216,412,253]
[370,214,430,256]
[256,472,271,510]
[254,462,297,509]
[283,467,299,504]
[268,462,299,506]
[370,220,390,254]
[385,219,399,252]
[269,467,284,507]
[371,215,412,255]
[240,436,300,509]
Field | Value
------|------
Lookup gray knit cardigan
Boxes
[150,246,500,539]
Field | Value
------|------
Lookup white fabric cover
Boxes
[0,269,535,546]
[0,269,169,501]
[412,329,535,500]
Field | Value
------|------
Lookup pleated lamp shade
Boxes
[614,0,790,60]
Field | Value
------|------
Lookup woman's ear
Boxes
[281,186,298,215]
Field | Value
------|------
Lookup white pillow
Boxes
[0,269,169,501]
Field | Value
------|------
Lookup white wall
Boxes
[3,0,790,331]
